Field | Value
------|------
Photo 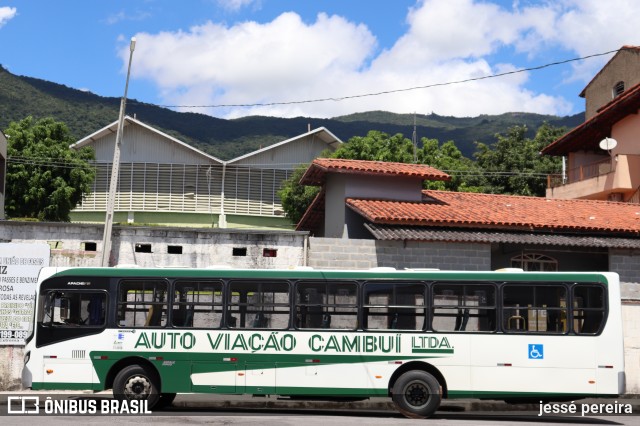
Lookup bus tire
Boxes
[113,364,160,409]
[391,370,441,419]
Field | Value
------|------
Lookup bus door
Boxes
[39,290,107,389]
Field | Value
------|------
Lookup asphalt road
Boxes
[1,393,638,425]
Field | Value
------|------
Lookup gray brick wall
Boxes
[308,237,491,271]
[610,249,640,284]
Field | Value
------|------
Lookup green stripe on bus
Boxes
[411,348,454,354]
[31,382,102,391]
[90,351,439,370]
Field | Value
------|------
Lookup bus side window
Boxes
[432,284,495,332]
[173,281,223,329]
[503,285,566,333]
[296,281,357,330]
[228,280,290,330]
[118,280,168,328]
[573,285,605,334]
[363,282,425,331]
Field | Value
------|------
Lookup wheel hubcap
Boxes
[124,375,151,399]
[405,381,430,408]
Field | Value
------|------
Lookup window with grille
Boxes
[511,253,557,271]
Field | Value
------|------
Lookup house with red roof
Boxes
[543,46,640,203]
[298,158,640,274]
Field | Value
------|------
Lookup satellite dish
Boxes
[599,137,618,151]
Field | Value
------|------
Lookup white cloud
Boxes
[0,6,17,28]
[105,9,151,25]
[124,0,640,119]
[127,12,376,117]
[541,0,640,84]
[216,0,259,12]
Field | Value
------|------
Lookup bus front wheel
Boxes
[113,364,161,409]
[391,370,441,419]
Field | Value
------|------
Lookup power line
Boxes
[143,48,623,109]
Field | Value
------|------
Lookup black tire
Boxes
[113,364,161,409]
[391,370,441,419]
[154,393,177,410]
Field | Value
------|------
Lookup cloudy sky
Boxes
[1,0,639,119]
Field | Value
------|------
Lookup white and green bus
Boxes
[22,267,625,418]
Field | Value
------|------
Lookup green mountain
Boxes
[0,65,583,160]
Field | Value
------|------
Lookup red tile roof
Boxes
[345,190,640,233]
[542,81,640,156]
[299,158,450,185]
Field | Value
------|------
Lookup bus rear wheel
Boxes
[392,370,441,419]
[113,364,160,409]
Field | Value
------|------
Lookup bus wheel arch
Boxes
[388,361,447,398]
[105,357,160,390]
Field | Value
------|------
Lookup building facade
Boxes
[543,46,640,203]
[70,117,342,230]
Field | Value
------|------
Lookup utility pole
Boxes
[412,112,418,162]
[101,37,136,267]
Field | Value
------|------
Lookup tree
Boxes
[278,124,566,224]
[4,116,96,221]
[418,139,486,192]
[277,164,321,225]
[331,130,415,163]
[474,123,564,196]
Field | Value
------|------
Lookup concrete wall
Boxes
[324,174,424,238]
[0,221,307,268]
[308,237,491,270]
[584,48,640,120]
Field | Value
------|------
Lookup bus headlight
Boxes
[23,351,30,365]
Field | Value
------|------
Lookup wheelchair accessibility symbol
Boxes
[528,344,544,359]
